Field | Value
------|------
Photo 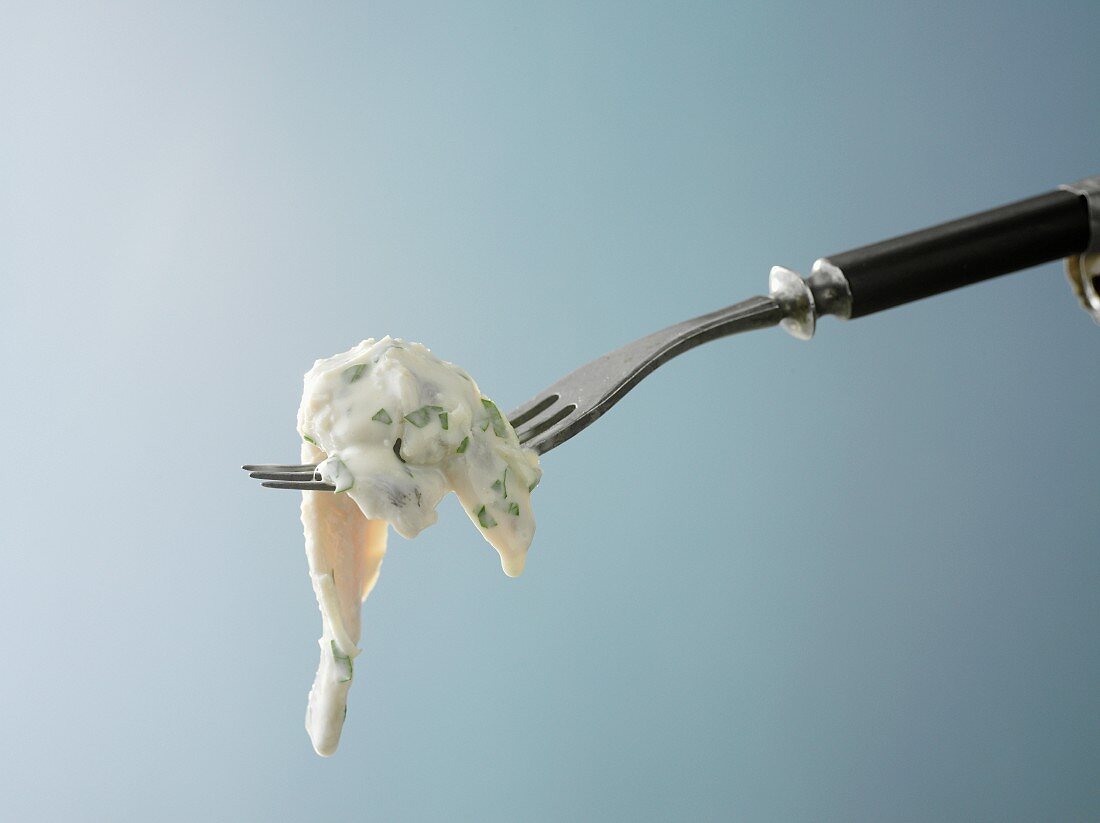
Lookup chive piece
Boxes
[507,502,520,516]
[330,640,353,683]
[404,404,444,428]
[372,408,392,424]
[438,411,449,430]
[502,468,508,499]
[480,398,507,437]
[342,363,368,384]
[491,479,502,493]
[456,436,469,454]
[392,438,406,463]
[303,434,317,446]
[476,505,497,529]
[528,475,540,492]
[480,419,490,431]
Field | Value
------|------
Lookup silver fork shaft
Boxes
[594,294,786,388]
[514,295,787,453]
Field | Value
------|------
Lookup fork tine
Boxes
[242,463,319,472]
[516,403,578,446]
[507,393,559,429]
[514,398,572,440]
[524,406,591,454]
[249,471,319,481]
[261,480,336,491]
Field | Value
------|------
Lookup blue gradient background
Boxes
[2,2,1098,820]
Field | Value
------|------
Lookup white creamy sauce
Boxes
[296,337,541,756]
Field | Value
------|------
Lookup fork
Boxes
[245,175,1099,491]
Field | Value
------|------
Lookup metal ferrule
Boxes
[808,258,853,320]
[1059,175,1100,324]
[767,259,853,340]
[768,266,816,339]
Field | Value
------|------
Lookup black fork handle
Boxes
[821,183,1095,319]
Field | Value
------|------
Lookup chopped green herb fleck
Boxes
[528,475,541,492]
[303,434,317,446]
[507,502,520,516]
[372,408,392,424]
[342,363,368,384]
[480,398,507,437]
[438,411,448,430]
[490,468,509,498]
[330,640,353,683]
[404,404,444,428]
[476,505,497,529]
[456,436,469,454]
[491,479,502,493]
[480,419,490,431]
